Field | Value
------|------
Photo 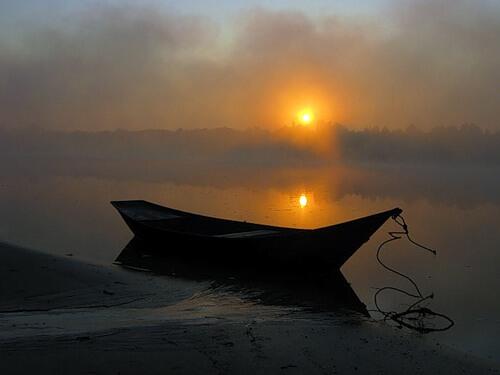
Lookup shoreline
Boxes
[0,241,498,374]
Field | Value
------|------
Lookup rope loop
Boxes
[372,213,453,333]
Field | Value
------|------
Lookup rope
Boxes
[371,213,454,333]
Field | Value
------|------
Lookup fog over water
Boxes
[1,128,499,362]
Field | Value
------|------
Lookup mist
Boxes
[2,124,499,165]
[2,125,500,210]
[1,0,499,131]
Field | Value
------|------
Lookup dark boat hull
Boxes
[111,200,401,270]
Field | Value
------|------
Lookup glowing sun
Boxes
[298,110,314,125]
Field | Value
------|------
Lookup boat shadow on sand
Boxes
[115,237,369,317]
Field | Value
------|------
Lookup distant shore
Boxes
[0,241,498,374]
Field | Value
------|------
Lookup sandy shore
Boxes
[0,241,498,374]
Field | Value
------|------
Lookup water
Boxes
[1,161,499,362]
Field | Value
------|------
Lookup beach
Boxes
[1,241,498,375]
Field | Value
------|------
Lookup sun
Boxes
[298,110,314,125]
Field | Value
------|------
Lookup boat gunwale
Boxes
[111,200,402,239]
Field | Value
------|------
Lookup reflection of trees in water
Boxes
[3,156,499,208]
[1,126,500,208]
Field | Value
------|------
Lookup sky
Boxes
[0,0,499,131]
[0,0,386,26]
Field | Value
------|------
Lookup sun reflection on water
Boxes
[299,194,308,208]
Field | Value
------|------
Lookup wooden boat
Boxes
[111,200,401,271]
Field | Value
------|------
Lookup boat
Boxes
[111,200,401,271]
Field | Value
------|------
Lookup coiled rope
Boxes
[371,213,454,333]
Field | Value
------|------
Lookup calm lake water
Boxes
[1,161,499,362]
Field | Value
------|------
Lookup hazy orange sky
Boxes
[0,0,499,131]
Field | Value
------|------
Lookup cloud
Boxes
[0,0,499,131]
[0,4,217,130]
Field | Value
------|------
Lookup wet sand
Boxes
[0,241,498,374]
